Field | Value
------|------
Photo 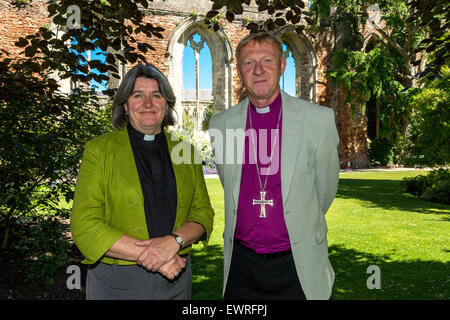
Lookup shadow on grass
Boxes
[190,243,450,300]
[329,244,450,300]
[337,179,450,219]
[190,244,223,300]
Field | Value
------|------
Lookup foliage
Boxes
[423,179,450,205]
[328,48,398,114]
[407,0,450,78]
[310,0,449,79]
[404,67,450,167]
[316,0,448,166]
[202,104,214,131]
[367,137,393,166]
[0,55,111,248]
[206,0,312,34]
[401,169,450,204]
[12,216,71,285]
[14,0,164,95]
[182,111,194,131]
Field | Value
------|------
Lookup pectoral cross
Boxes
[253,191,273,218]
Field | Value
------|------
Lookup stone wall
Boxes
[0,0,370,168]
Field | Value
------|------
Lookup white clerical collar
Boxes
[143,134,155,141]
[255,105,270,114]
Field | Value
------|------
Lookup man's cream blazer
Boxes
[209,91,340,300]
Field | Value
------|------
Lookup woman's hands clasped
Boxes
[135,235,185,279]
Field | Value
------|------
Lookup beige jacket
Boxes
[208,91,339,300]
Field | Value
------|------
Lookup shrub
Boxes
[12,215,71,285]
[401,174,430,196]
[401,169,450,204]
[423,180,450,205]
[170,128,214,169]
[368,138,393,166]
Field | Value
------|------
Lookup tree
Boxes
[406,66,450,167]
[205,0,448,168]
[206,0,448,78]
[14,0,164,95]
[206,0,313,34]
[306,0,448,165]
[0,54,110,248]
[1,0,164,249]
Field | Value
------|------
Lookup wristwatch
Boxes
[171,233,184,252]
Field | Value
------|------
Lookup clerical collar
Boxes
[255,106,270,114]
[143,134,155,141]
[249,92,282,114]
[127,123,164,143]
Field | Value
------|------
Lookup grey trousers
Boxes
[86,256,192,300]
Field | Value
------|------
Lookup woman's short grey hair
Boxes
[111,64,177,130]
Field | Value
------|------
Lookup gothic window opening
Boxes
[280,43,297,97]
[182,32,213,131]
[278,29,318,103]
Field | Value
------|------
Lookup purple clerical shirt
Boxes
[234,93,291,253]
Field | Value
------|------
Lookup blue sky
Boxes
[70,37,108,91]
[182,38,213,90]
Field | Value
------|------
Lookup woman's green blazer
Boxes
[71,127,215,265]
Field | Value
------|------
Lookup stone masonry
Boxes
[0,0,370,168]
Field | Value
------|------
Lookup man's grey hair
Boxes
[111,64,177,130]
[235,31,284,64]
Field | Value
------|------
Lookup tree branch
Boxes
[370,18,410,62]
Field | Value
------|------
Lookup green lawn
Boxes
[190,171,450,300]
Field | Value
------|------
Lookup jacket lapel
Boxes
[227,98,249,208]
[114,127,143,202]
[280,91,304,206]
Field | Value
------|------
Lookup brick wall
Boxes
[0,0,50,59]
[0,0,370,168]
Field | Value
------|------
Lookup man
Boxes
[208,31,339,300]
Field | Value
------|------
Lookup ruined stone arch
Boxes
[275,27,318,103]
[166,18,233,126]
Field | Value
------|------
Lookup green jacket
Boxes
[71,127,215,265]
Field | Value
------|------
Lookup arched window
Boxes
[182,33,212,92]
[276,27,318,102]
[280,43,296,97]
[166,19,233,128]
[182,32,213,131]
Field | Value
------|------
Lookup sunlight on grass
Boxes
[191,171,450,300]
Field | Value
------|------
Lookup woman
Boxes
[71,64,215,300]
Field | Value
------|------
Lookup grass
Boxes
[190,171,450,300]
